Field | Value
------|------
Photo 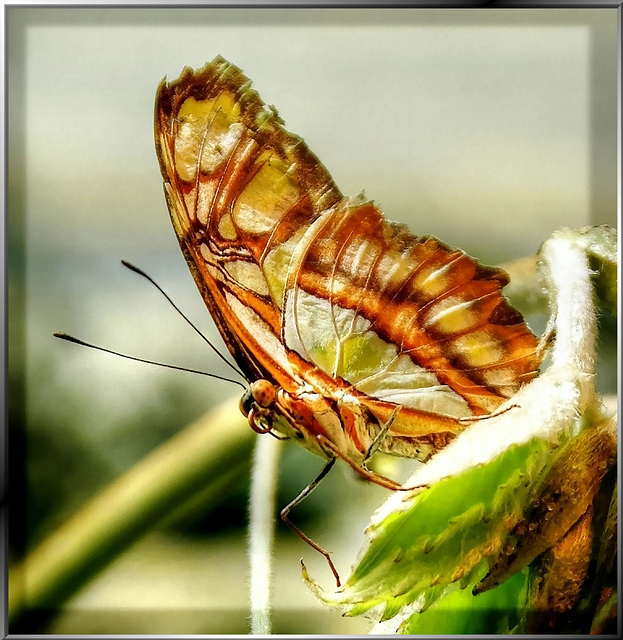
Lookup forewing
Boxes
[155,56,342,388]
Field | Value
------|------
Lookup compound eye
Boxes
[239,388,254,417]
[250,379,276,409]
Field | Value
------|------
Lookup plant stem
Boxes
[248,433,283,635]
[540,231,598,410]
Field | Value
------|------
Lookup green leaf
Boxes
[399,568,528,635]
[590,589,617,634]
[475,417,616,595]
[306,438,555,619]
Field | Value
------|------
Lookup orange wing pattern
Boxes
[283,199,538,413]
[155,56,541,460]
[155,57,342,388]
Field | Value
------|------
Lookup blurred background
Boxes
[7,6,618,635]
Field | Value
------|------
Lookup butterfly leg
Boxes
[457,402,520,424]
[316,434,409,492]
[268,430,290,441]
[280,457,342,587]
[362,404,403,470]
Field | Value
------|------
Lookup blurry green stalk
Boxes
[9,396,254,626]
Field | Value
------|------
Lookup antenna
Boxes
[53,332,246,389]
[121,259,248,383]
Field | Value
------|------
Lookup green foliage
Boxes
[307,438,554,622]
[400,568,528,635]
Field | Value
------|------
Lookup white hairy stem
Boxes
[248,433,283,635]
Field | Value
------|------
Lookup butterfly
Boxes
[154,56,541,584]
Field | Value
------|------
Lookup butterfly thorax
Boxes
[240,378,382,464]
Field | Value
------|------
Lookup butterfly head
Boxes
[239,379,277,418]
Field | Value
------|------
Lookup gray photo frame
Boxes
[4,1,620,637]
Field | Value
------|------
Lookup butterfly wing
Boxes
[155,57,541,459]
[155,56,342,388]
[280,197,541,451]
